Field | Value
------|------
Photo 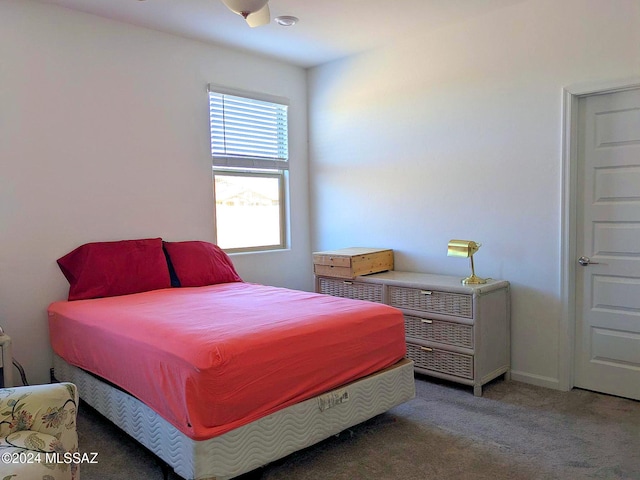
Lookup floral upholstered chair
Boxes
[0,382,79,480]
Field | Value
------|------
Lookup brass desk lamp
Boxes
[447,240,487,285]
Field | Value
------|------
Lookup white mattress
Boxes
[53,355,415,480]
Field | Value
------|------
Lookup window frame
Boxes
[212,168,287,254]
[208,84,290,253]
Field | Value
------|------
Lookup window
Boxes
[209,85,289,252]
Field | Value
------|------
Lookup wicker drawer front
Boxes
[389,286,473,318]
[406,343,474,379]
[317,277,384,303]
[404,315,473,348]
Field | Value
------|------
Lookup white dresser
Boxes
[316,271,510,396]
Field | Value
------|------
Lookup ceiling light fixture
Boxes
[221,0,268,19]
[221,0,271,27]
[275,15,298,27]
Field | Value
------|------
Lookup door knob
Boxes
[578,256,599,266]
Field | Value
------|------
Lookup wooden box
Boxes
[313,247,394,279]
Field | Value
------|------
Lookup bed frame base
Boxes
[53,355,415,480]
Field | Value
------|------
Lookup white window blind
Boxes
[209,86,289,170]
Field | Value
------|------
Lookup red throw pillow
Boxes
[57,238,171,301]
[163,241,242,287]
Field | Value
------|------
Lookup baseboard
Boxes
[509,370,564,391]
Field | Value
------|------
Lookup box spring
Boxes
[53,355,415,480]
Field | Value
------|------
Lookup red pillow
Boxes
[163,241,242,287]
[57,238,171,301]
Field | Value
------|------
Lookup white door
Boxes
[574,87,640,401]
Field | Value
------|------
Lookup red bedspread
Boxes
[48,283,406,440]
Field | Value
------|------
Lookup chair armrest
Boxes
[0,383,78,452]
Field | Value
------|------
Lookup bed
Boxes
[48,239,415,479]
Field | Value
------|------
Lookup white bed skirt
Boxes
[53,355,415,480]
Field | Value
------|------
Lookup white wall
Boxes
[308,0,640,389]
[0,0,310,385]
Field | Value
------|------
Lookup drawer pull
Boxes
[420,347,433,352]
[420,290,432,295]
[343,281,353,285]
[420,319,433,324]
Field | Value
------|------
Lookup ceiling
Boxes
[34,0,526,68]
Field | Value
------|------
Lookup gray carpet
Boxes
[77,376,640,480]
